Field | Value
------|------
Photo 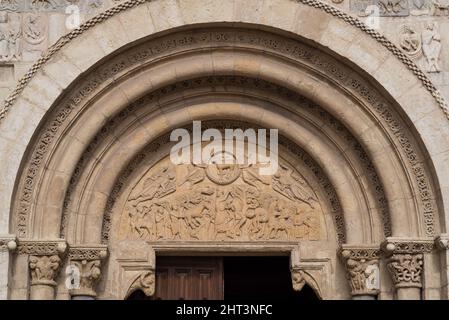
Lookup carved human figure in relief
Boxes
[0,12,20,62]
[122,159,323,242]
[273,164,317,208]
[398,25,422,58]
[422,22,442,73]
[130,166,176,207]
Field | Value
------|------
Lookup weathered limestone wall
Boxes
[0,0,448,102]
[0,0,448,300]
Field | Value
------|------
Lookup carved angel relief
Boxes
[119,158,323,242]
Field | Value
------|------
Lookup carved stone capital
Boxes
[382,238,433,289]
[0,235,17,252]
[29,255,62,286]
[68,245,108,298]
[17,240,67,287]
[386,253,423,289]
[340,245,381,296]
[435,234,449,250]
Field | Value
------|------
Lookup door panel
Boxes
[154,257,223,300]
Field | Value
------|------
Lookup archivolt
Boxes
[1,0,448,121]
[59,76,391,245]
[11,26,438,245]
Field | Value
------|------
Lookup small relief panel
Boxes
[117,156,325,242]
[21,12,48,59]
[0,12,21,62]
[350,0,410,16]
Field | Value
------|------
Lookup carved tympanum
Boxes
[119,157,323,242]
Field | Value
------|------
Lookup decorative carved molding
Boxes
[0,235,17,252]
[422,22,442,73]
[0,0,22,12]
[13,29,435,242]
[387,253,423,288]
[377,0,410,16]
[68,245,108,297]
[72,84,347,244]
[382,238,434,255]
[398,24,422,59]
[410,0,432,15]
[69,245,108,260]
[30,0,59,10]
[17,239,67,256]
[0,0,446,127]
[340,245,381,296]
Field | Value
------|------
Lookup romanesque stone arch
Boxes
[0,0,448,300]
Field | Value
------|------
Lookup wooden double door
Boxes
[154,257,224,300]
[151,256,319,300]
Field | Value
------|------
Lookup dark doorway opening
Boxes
[131,256,320,300]
[223,256,318,301]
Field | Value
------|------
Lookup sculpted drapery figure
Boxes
[422,22,442,73]
[120,157,323,242]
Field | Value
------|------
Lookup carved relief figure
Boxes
[421,22,442,73]
[0,0,20,11]
[398,25,422,59]
[23,13,47,46]
[120,157,323,242]
[376,0,410,15]
[0,12,21,62]
[129,166,176,207]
